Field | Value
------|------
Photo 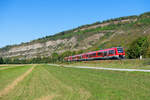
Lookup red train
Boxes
[64,47,125,61]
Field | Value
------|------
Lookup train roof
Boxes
[69,54,82,57]
[98,48,115,52]
[97,47,123,51]
[86,51,97,54]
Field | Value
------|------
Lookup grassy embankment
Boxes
[1,64,150,100]
[62,59,150,69]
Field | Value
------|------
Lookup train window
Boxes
[98,52,103,56]
[117,48,123,53]
[109,50,115,54]
[92,53,96,57]
[89,54,92,58]
[86,55,89,57]
[79,56,82,59]
[104,51,107,56]
[77,56,81,59]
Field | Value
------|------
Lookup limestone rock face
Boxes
[0,32,106,59]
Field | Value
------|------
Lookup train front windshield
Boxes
[117,48,123,53]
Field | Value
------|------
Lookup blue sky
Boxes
[0,0,150,48]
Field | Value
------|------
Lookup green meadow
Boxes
[0,64,150,100]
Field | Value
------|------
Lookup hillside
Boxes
[0,12,150,60]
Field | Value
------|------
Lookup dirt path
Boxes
[78,88,91,100]
[35,94,58,100]
[0,65,25,70]
[0,66,34,97]
[0,67,18,70]
[0,65,25,67]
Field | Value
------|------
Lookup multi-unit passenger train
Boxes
[64,47,125,61]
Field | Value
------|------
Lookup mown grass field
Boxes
[0,64,150,100]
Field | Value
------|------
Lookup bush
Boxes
[127,36,149,59]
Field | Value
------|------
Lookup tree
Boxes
[127,36,149,59]
[51,52,59,63]
[145,46,150,58]
[0,57,3,64]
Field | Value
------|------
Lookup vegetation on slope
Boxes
[0,12,141,51]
